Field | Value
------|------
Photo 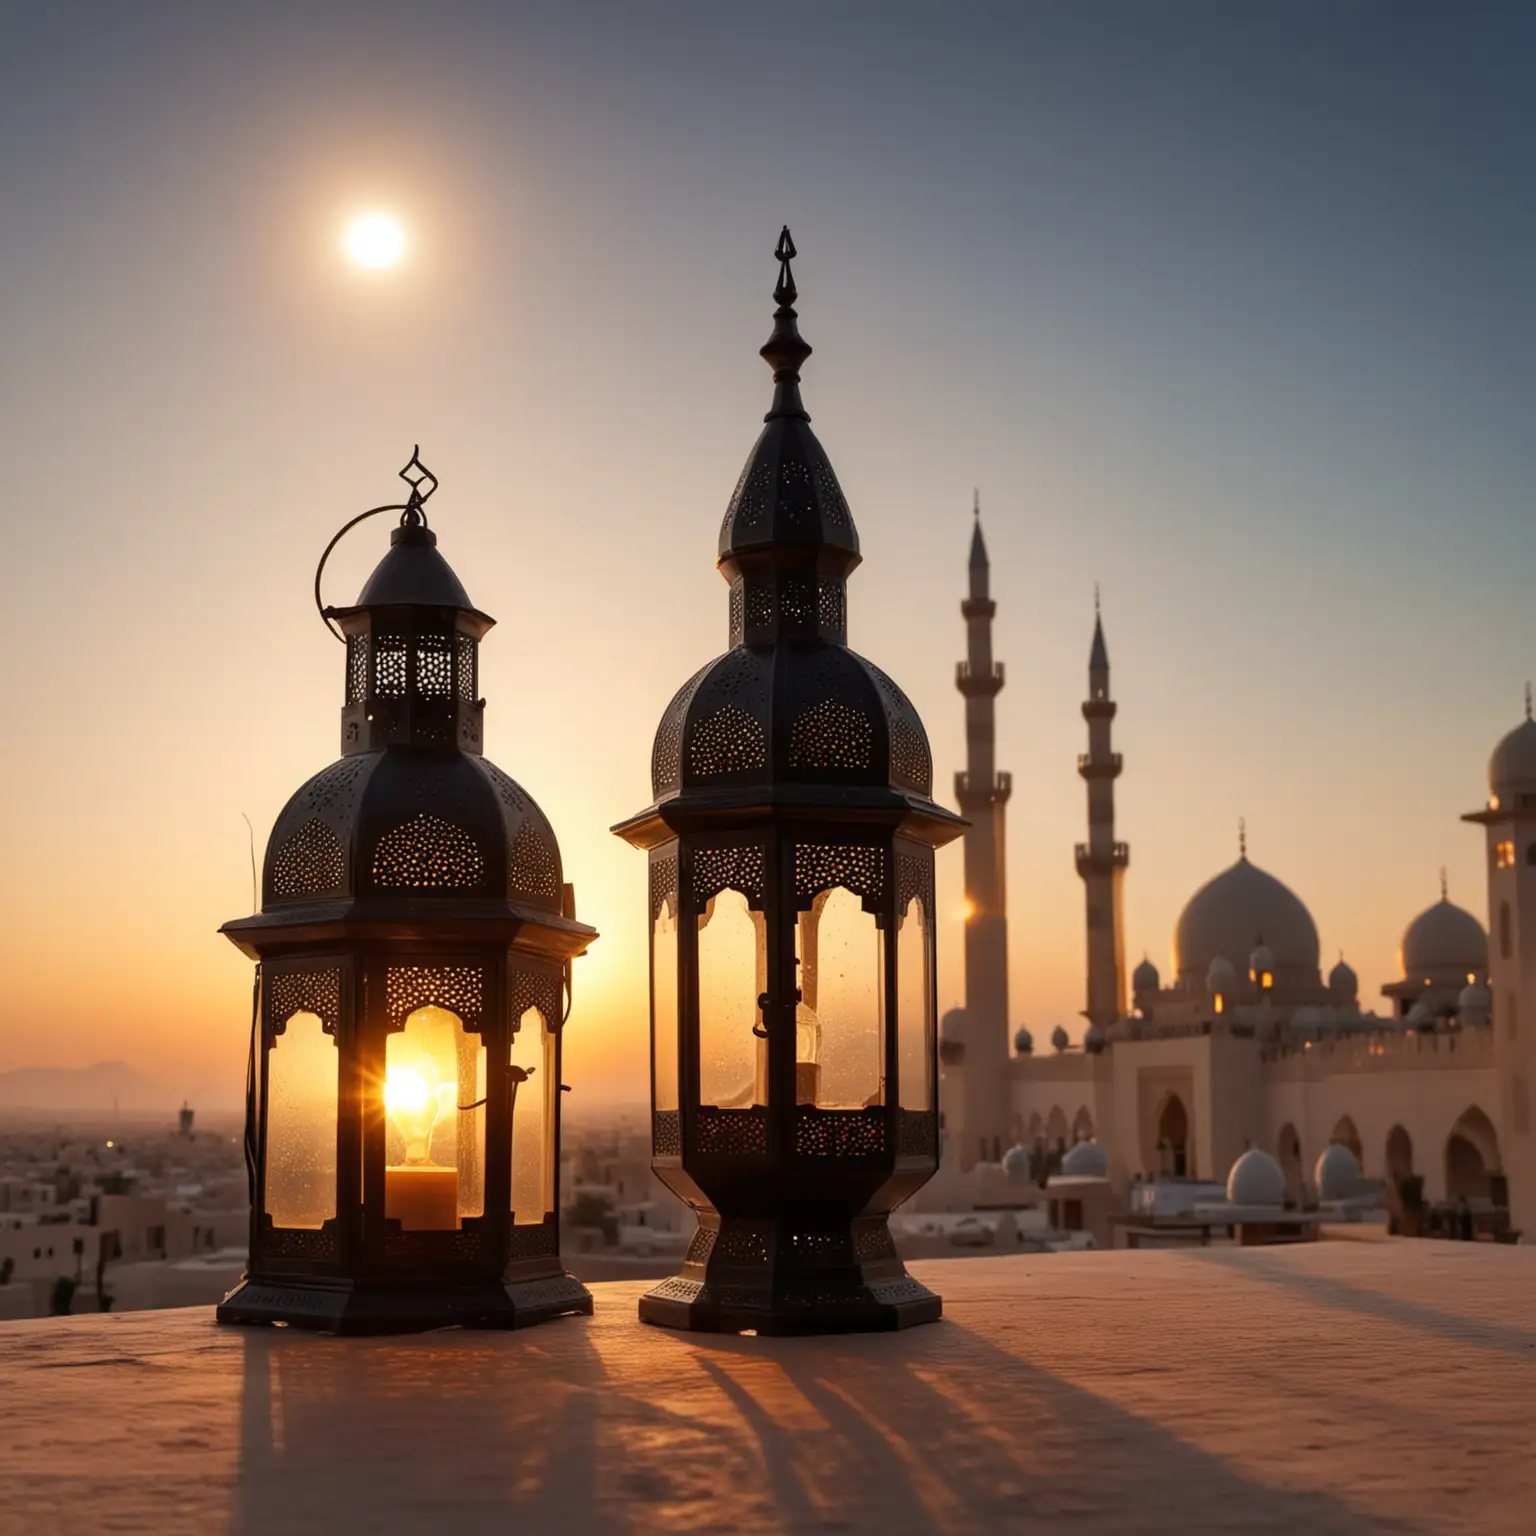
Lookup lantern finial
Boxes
[398,445,438,526]
[760,226,812,422]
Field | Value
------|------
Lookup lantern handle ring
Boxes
[312,501,412,643]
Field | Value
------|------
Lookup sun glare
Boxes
[346,213,405,269]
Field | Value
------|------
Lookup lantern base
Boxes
[215,1271,592,1335]
[637,1271,941,1335]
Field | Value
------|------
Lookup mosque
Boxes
[937,512,1536,1238]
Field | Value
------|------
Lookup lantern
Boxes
[218,453,597,1333]
[613,232,964,1333]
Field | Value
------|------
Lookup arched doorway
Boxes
[1385,1124,1414,1207]
[1445,1106,1500,1202]
[1071,1106,1094,1144]
[1157,1093,1190,1178]
[1330,1115,1363,1168]
[1277,1122,1303,1202]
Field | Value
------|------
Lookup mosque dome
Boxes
[1206,955,1240,999]
[1050,1025,1070,1053]
[1315,1142,1361,1202]
[1458,979,1492,1024]
[1132,956,1160,994]
[1489,714,1536,802]
[1226,1148,1286,1207]
[939,1007,967,1066]
[1083,1022,1108,1054]
[1400,898,1488,983]
[1060,1140,1109,1179]
[1405,999,1435,1029]
[1012,1024,1033,1056]
[1002,1145,1032,1180]
[1328,956,1358,998]
[1176,856,1320,989]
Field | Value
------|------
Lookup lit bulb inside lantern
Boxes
[383,1024,460,1229]
[384,1059,444,1164]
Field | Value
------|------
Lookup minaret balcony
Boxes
[955,770,1012,808]
[1076,752,1123,779]
[956,660,1004,697]
[1075,841,1129,874]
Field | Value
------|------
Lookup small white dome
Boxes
[1328,956,1358,996]
[1207,955,1239,998]
[1061,1140,1108,1178]
[1083,1022,1107,1054]
[940,1007,968,1041]
[1226,1148,1286,1207]
[1400,899,1488,982]
[1248,943,1275,977]
[1490,715,1536,800]
[1002,1145,1032,1180]
[1050,1024,1070,1052]
[1458,980,1492,1022]
[1013,1024,1033,1055]
[1314,1142,1360,1201]
[1132,956,1160,993]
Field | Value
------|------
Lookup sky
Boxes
[1,1,1533,1108]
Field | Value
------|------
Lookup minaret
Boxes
[1076,592,1129,1028]
[953,495,1011,1166]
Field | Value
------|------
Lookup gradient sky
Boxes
[2,2,1533,1107]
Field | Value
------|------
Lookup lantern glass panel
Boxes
[896,896,932,1111]
[651,896,680,1113]
[697,889,768,1108]
[265,1010,338,1230]
[510,1008,554,1223]
[384,1005,486,1230]
[795,887,885,1108]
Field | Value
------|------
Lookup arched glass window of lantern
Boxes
[796,884,885,1110]
[383,1006,486,1231]
[510,1008,555,1225]
[896,893,932,1111]
[265,1010,338,1230]
[651,875,681,1115]
[698,888,769,1108]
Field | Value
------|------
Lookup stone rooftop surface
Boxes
[2,1243,1534,1535]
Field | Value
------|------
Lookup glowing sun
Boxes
[346,213,405,269]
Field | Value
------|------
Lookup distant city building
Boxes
[939,525,1526,1230]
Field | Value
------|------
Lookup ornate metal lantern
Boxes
[614,232,964,1333]
[218,454,597,1333]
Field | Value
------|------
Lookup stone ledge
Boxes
[2,1243,1533,1534]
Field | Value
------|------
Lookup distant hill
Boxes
[0,1061,171,1113]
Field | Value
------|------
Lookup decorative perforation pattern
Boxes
[897,852,934,912]
[897,1110,937,1159]
[507,1223,559,1259]
[817,579,845,634]
[745,580,774,631]
[787,698,874,771]
[455,635,476,701]
[687,704,767,777]
[795,1106,886,1157]
[270,819,346,898]
[385,965,485,1027]
[777,457,816,535]
[372,812,485,890]
[508,971,562,1031]
[787,1230,849,1262]
[292,757,372,823]
[262,1226,339,1260]
[794,843,885,906]
[476,759,526,816]
[692,844,766,908]
[374,633,408,696]
[853,1223,897,1262]
[685,1226,716,1265]
[650,854,678,921]
[715,1227,771,1263]
[780,576,815,627]
[652,661,715,796]
[346,635,369,703]
[509,818,560,901]
[415,634,453,697]
[722,457,774,543]
[868,1277,935,1306]
[384,1229,486,1264]
[865,661,933,793]
[812,459,853,534]
[649,1276,703,1303]
[728,581,744,646]
[268,968,342,1033]
[695,1106,769,1155]
[653,1110,682,1158]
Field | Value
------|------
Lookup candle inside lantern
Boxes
[383,1052,459,1229]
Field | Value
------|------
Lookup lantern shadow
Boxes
[232,1320,621,1536]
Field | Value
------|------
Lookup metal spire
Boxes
[1526,681,1532,721]
[1440,865,1449,901]
[1239,817,1247,861]
[760,226,812,423]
